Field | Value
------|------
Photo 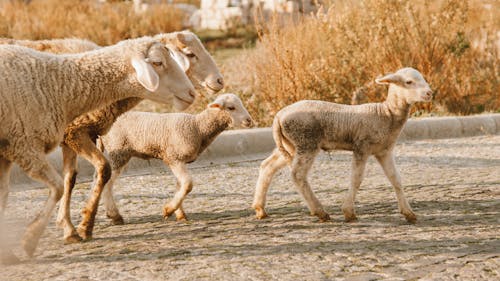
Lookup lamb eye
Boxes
[405,80,413,85]
[227,106,235,111]
[186,52,196,58]
[152,61,162,67]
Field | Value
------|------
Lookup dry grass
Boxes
[0,0,185,46]
[223,0,500,126]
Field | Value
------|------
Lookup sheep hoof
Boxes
[111,216,125,225]
[1,250,21,265]
[163,207,175,220]
[404,212,417,224]
[317,212,331,222]
[76,227,93,241]
[64,234,83,244]
[254,208,268,219]
[20,236,37,258]
[176,216,188,222]
[344,214,358,223]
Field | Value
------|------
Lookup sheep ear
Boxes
[208,100,224,109]
[169,48,190,72]
[131,57,159,92]
[176,32,190,47]
[375,73,402,85]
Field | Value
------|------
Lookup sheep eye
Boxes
[152,61,162,67]
[186,52,196,58]
[227,106,235,111]
[405,80,413,85]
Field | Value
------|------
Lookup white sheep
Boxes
[0,36,196,261]
[98,93,253,222]
[0,37,100,53]
[47,31,224,243]
[252,67,433,223]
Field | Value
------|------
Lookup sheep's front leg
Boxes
[291,151,330,222]
[102,165,126,225]
[17,153,64,257]
[375,151,417,223]
[0,158,20,265]
[56,144,82,243]
[163,162,192,220]
[341,152,368,222]
[252,149,288,219]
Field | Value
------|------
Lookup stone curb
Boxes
[10,114,500,189]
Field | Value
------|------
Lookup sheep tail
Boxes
[272,117,293,162]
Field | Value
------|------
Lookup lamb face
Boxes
[208,93,254,128]
[376,67,433,104]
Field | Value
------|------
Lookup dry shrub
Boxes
[224,0,500,125]
[0,0,185,46]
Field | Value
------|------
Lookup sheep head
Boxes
[208,93,254,128]
[376,67,433,104]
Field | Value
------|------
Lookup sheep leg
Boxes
[341,153,368,222]
[375,151,417,223]
[102,165,127,225]
[75,138,112,240]
[0,158,21,265]
[173,180,187,221]
[163,162,192,220]
[17,154,64,257]
[252,149,288,219]
[55,144,82,243]
[291,151,330,222]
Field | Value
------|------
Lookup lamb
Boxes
[252,67,433,223]
[0,36,196,261]
[51,31,224,243]
[98,93,253,222]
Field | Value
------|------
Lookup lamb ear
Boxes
[208,99,224,109]
[131,57,159,92]
[169,47,190,72]
[375,73,403,85]
[176,32,191,47]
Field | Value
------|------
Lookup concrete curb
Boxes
[10,114,500,189]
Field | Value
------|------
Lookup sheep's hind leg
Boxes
[341,152,368,222]
[291,151,330,222]
[75,137,112,240]
[0,158,20,265]
[375,151,417,223]
[17,153,64,257]
[56,144,82,243]
[252,149,288,219]
[163,162,192,220]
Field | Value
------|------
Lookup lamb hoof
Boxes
[64,234,83,244]
[403,212,417,224]
[254,207,268,219]
[111,216,125,225]
[76,227,93,241]
[163,207,175,220]
[1,251,21,265]
[317,212,331,222]
[344,214,358,223]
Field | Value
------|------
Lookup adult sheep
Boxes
[53,31,224,243]
[0,36,196,262]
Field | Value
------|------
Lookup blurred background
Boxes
[0,0,498,126]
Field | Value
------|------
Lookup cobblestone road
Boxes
[2,136,499,280]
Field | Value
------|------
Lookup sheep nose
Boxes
[217,77,224,87]
[245,118,254,127]
[425,90,433,99]
[189,89,196,99]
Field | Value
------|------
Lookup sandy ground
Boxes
[1,135,499,280]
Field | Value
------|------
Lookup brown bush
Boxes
[223,0,500,125]
[0,0,185,46]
